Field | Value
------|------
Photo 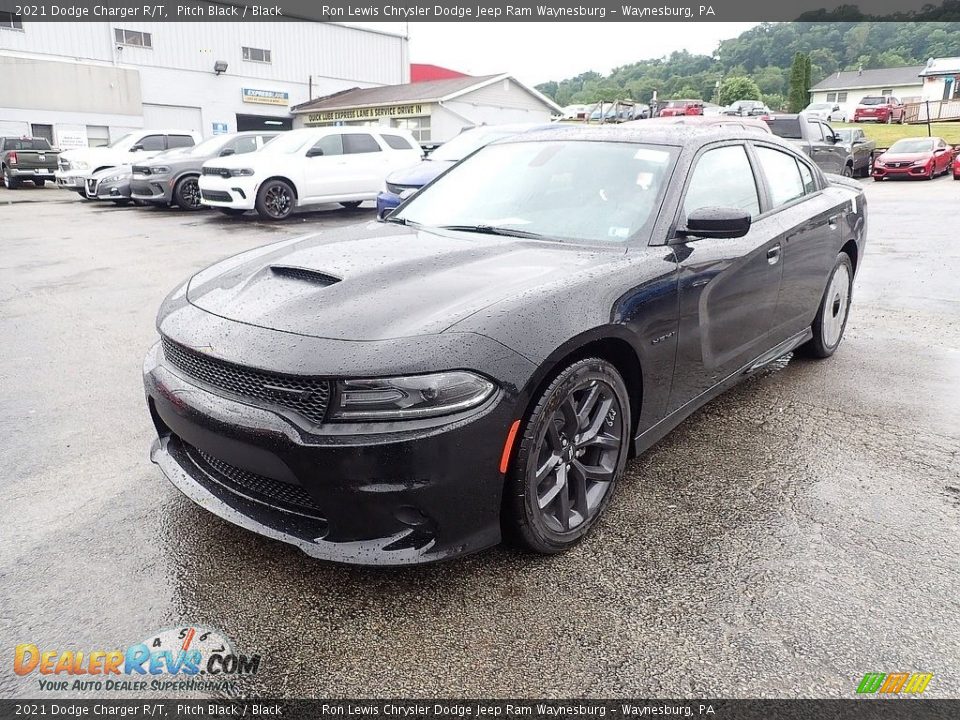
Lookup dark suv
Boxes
[1,137,59,189]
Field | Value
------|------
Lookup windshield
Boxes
[106,133,134,149]
[258,130,313,155]
[888,138,934,153]
[183,135,232,156]
[860,97,886,106]
[430,128,518,162]
[396,140,678,244]
[765,118,802,139]
[808,103,832,110]
[3,138,52,150]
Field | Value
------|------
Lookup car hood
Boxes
[91,164,132,179]
[185,223,625,341]
[879,152,931,163]
[386,159,454,187]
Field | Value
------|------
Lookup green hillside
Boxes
[536,22,960,110]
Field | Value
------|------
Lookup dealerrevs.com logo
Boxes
[13,626,260,693]
[856,672,934,695]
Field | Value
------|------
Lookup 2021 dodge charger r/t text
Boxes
[144,126,867,565]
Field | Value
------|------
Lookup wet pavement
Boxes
[1,181,958,699]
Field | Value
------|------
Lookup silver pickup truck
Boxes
[763,113,856,177]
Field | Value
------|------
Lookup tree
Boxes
[788,52,809,112]
[716,76,762,107]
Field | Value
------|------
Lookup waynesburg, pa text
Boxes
[320,4,716,19]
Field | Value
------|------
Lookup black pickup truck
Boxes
[763,114,856,177]
[1,136,60,189]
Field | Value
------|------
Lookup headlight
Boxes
[874,159,884,167]
[230,168,255,177]
[73,160,89,171]
[150,166,171,174]
[102,174,128,184]
[329,371,496,421]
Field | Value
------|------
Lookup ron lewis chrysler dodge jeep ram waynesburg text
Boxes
[144,124,867,565]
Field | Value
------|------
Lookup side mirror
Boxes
[833,105,840,111]
[680,207,751,240]
[305,148,324,158]
[219,148,236,157]
[825,134,837,144]
[130,144,143,152]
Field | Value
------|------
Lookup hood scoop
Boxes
[270,265,341,287]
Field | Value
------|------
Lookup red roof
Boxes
[411,64,469,83]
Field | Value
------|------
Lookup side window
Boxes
[231,136,258,155]
[797,159,817,195]
[138,135,166,151]
[381,134,415,151]
[343,133,381,154]
[683,145,760,219]
[309,134,343,157]
[755,147,807,208]
[807,121,824,141]
[167,135,194,149]
[258,134,278,147]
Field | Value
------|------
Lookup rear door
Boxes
[339,132,389,195]
[807,120,843,174]
[752,143,841,340]
[668,142,784,411]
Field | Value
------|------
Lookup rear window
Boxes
[3,138,52,151]
[860,97,886,106]
[167,135,195,149]
[343,134,381,154]
[764,118,802,139]
[381,134,415,151]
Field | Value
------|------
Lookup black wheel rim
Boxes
[531,379,624,534]
[265,184,291,217]
[182,179,201,208]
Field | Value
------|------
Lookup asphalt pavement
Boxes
[1,180,958,699]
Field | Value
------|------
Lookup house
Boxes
[809,65,925,118]
[918,57,960,101]
[291,74,562,143]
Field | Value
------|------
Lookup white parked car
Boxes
[804,102,848,123]
[198,127,422,220]
[56,129,201,196]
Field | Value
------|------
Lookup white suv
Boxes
[56,129,201,196]
[198,127,422,220]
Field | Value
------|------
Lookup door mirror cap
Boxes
[305,148,324,158]
[219,148,236,157]
[680,207,752,240]
[129,144,143,152]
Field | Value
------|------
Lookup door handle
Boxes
[767,245,782,265]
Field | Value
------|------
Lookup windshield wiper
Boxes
[439,224,544,239]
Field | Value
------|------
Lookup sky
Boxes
[347,22,760,86]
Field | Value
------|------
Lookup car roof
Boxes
[498,122,784,148]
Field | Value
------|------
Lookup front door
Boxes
[668,143,784,412]
[301,133,350,201]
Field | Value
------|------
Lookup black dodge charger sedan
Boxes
[144,125,867,565]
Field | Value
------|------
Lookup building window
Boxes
[86,126,110,148]
[0,11,24,29]
[391,116,430,143]
[837,92,848,102]
[881,88,892,95]
[115,28,152,48]
[826,92,837,102]
[242,46,271,63]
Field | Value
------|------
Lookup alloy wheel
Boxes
[264,184,292,218]
[181,178,201,209]
[822,262,851,349]
[530,378,624,534]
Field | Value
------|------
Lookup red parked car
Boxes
[658,99,704,117]
[853,96,905,124]
[953,152,960,180]
[872,137,954,181]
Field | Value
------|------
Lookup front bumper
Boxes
[198,175,257,210]
[854,112,888,122]
[376,191,401,219]
[86,176,132,200]
[55,172,87,189]
[130,176,173,203]
[143,339,521,565]
[872,164,930,179]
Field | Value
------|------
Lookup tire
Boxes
[173,175,203,211]
[505,357,631,554]
[885,114,892,124]
[953,173,960,181]
[799,253,854,359]
[255,179,295,220]
[32,178,46,187]
[872,176,882,182]
[339,200,362,209]
[2,167,21,189]
[217,207,246,217]
[842,163,854,178]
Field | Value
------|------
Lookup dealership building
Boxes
[0,12,408,148]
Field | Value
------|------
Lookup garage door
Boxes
[142,104,202,132]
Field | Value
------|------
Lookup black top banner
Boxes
[1,0,960,22]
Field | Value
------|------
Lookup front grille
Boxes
[161,337,331,424]
[201,189,232,202]
[385,181,417,195]
[184,443,324,517]
[86,179,97,194]
[203,166,231,178]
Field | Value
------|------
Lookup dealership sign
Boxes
[242,88,289,106]
[305,103,426,124]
